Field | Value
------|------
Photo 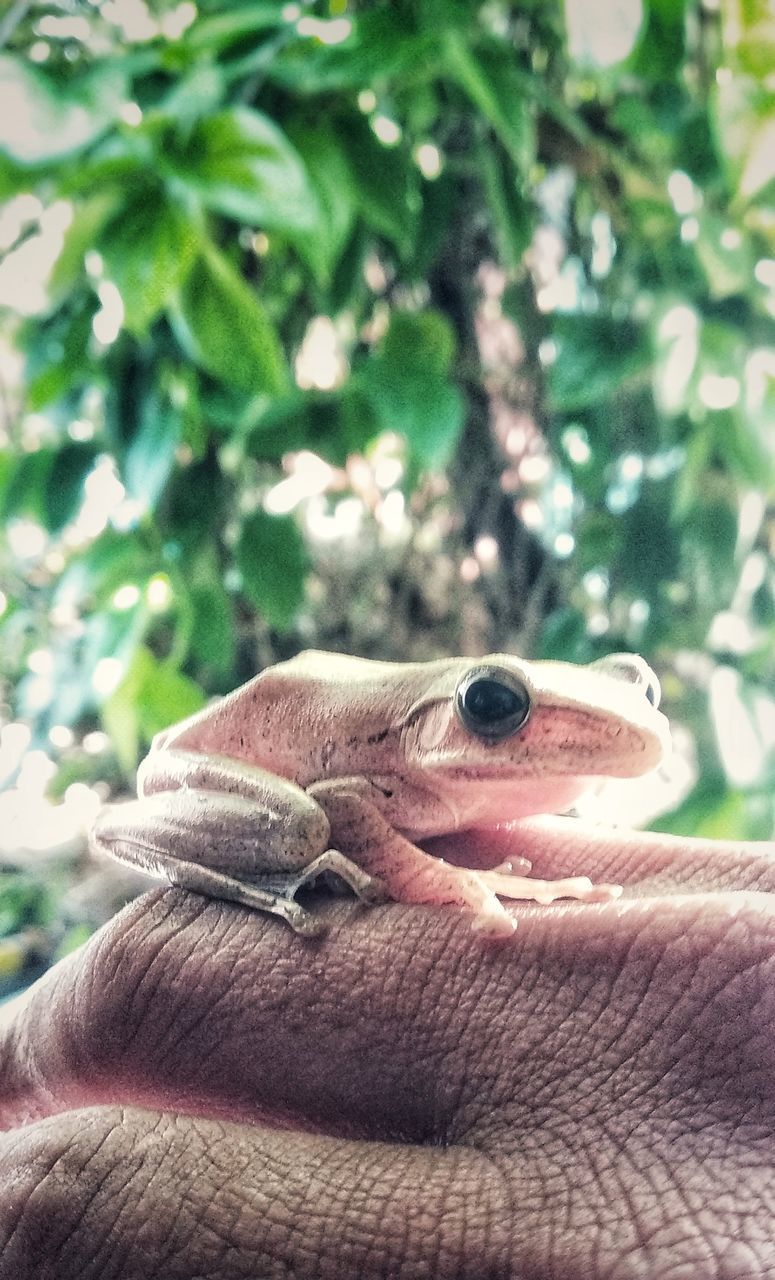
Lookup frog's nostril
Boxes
[592,653,661,709]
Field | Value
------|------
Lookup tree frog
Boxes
[92,650,669,937]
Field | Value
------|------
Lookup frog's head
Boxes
[401,653,671,824]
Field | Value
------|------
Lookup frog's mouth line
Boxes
[438,762,640,781]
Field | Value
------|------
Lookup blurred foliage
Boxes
[0,0,773,871]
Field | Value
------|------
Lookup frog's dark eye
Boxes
[455,667,532,741]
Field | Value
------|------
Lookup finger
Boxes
[0,1105,510,1280]
[1,865,775,1275]
[2,882,775,1150]
[0,1078,772,1277]
[445,817,775,895]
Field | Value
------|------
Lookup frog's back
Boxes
[153,650,453,787]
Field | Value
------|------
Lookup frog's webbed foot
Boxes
[150,852,385,937]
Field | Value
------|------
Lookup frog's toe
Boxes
[469,907,518,938]
[357,876,390,905]
[284,903,328,937]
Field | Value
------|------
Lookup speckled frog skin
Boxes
[91,650,670,936]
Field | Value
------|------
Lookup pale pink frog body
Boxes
[92,650,670,936]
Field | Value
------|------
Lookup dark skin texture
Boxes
[1,820,775,1279]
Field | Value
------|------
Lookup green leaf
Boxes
[337,383,384,460]
[327,221,368,314]
[269,11,437,94]
[49,195,118,302]
[23,294,98,411]
[287,123,357,283]
[385,309,456,379]
[694,212,753,298]
[479,143,533,268]
[246,390,339,460]
[0,56,126,165]
[715,407,775,486]
[575,511,624,572]
[681,494,739,610]
[3,449,55,525]
[746,353,775,473]
[136,656,206,740]
[54,530,155,612]
[236,510,308,631]
[44,443,99,534]
[409,174,455,281]
[0,450,16,512]
[102,645,206,770]
[538,608,594,663]
[0,875,50,939]
[59,140,145,199]
[26,603,147,730]
[158,63,225,126]
[189,580,235,675]
[369,367,464,470]
[180,3,284,53]
[340,114,420,254]
[246,383,381,466]
[121,385,182,511]
[171,364,208,460]
[167,108,320,233]
[548,315,650,412]
[618,479,681,592]
[165,457,228,550]
[712,73,775,203]
[443,34,535,170]
[720,0,775,81]
[175,243,288,395]
[99,191,200,336]
[359,310,464,470]
[0,152,36,199]
[629,0,686,81]
[650,773,751,839]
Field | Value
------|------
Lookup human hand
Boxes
[1,819,774,1279]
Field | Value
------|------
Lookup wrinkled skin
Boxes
[1,817,775,1279]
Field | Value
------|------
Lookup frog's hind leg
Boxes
[278,849,388,906]
[147,850,327,936]
[92,799,324,936]
[152,851,385,936]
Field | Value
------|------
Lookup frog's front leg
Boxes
[310,780,519,937]
[311,782,624,935]
[91,751,385,936]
